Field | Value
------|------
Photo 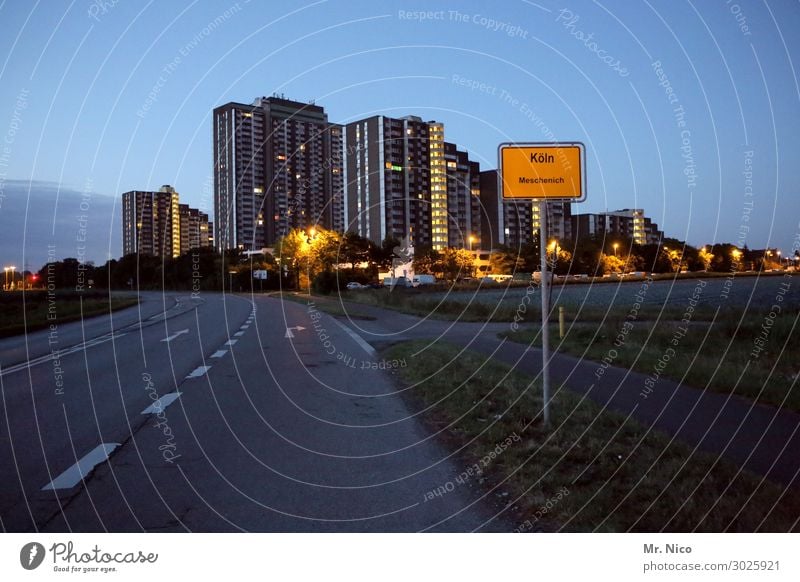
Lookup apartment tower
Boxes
[213,96,343,251]
[122,185,181,258]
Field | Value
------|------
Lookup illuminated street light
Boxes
[613,243,619,257]
[306,226,318,245]
[468,235,476,251]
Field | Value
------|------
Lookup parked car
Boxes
[382,276,411,288]
[346,282,366,290]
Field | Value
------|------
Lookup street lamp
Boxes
[8,265,16,290]
[228,270,237,292]
[468,235,476,252]
[613,243,619,257]
[306,226,317,244]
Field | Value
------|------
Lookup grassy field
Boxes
[502,305,800,413]
[385,341,800,532]
[278,291,377,320]
[0,291,139,337]
[342,276,798,412]
[342,287,540,322]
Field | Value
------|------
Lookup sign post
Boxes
[498,142,586,427]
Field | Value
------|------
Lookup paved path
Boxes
[308,293,800,489]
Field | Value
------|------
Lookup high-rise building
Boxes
[213,96,343,251]
[344,116,480,250]
[122,185,181,258]
[178,204,212,255]
[444,142,482,249]
[344,115,433,247]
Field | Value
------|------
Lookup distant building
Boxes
[123,186,212,258]
[478,170,572,248]
[344,116,484,251]
[571,209,662,245]
[444,142,482,249]
[178,204,212,255]
[213,96,343,251]
[122,185,181,258]
[344,115,442,248]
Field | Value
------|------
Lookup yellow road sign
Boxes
[498,142,586,201]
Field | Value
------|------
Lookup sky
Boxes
[0,0,798,270]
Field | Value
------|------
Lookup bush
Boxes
[311,270,340,295]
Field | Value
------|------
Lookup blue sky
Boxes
[0,0,798,268]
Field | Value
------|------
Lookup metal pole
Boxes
[539,200,551,427]
[559,306,565,339]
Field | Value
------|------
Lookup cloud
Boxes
[0,180,121,271]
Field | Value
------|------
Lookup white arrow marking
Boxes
[42,443,119,490]
[285,325,306,338]
[161,329,189,343]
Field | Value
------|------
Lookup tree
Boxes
[413,245,441,276]
[274,229,309,289]
[371,236,401,271]
[274,226,342,290]
[440,247,475,281]
[569,236,604,275]
[340,231,372,270]
[599,253,625,275]
[489,245,522,275]
[697,246,714,271]
[709,243,739,273]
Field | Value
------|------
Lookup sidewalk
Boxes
[308,294,800,489]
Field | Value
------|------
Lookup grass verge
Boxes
[0,291,139,338]
[501,306,800,413]
[279,292,377,320]
[385,340,800,532]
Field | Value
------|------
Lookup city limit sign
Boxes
[498,142,586,201]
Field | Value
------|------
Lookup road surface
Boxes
[0,291,505,532]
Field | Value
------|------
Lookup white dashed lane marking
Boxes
[185,366,211,379]
[234,331,244,337]
[210,350,227,358]
[0,334,127,377]
[141,392,181,415]
[41,443,119,491]
[224,339,237,346]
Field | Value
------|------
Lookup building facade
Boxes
[213,96,343,251]
[123,186,212,258]
[122,185,181,258]
[178,204,213,256]
[344,115,481,250]
[571,209,662,245]
[478,170,572,248]
[444,142,482,249]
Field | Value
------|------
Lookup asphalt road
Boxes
[0,291,505,532]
